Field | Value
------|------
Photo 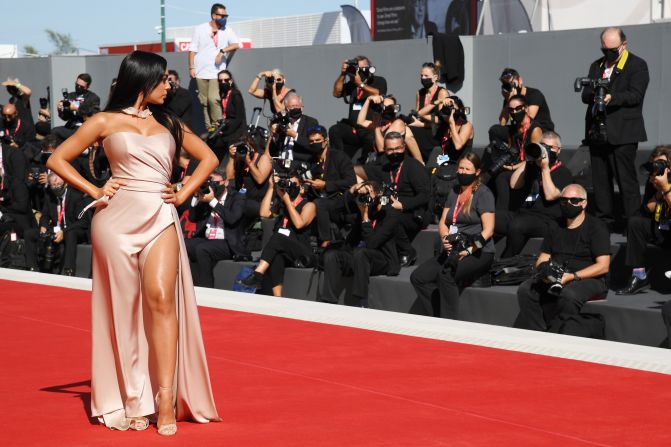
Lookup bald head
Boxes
[600,27,626,48]
[2,103,16,116]
[561,184,587,200]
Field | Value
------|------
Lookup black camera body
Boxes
[345,59,376,80]
[38,230,59,273]
[525,142,550,161]
[39,97,49,109]
[536,260,567,296]
[0,130,14,145]
[484,140,520,176]
[61,89,71,110]
[437,232,472,269]
[198,179,215,195]
[271,110,291,133]
[574,77,610,144]
[233,141,254,161]
[399,110,419,125]
[642,158,671,181]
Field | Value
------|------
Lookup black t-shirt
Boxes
[519,163,573,220]
[341,75,388,122]
[165,87,193,128]
[509,120,542,162]
[522,86,554,131]
[444,184,496,253]
[540,215,610,274]
[366,156,430,212]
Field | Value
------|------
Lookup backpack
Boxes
[429,162,457,219]
[490,254,538,285]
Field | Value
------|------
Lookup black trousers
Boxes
[185,237,233,288]
[315,195,346,242]
[328,121,374,161]
[625,214,669,267]
[322,247,389,305]
[394,210,423,258]
[497,211,553,258]
[515,277,607,331]
[23,228,41,269]
[260,233,313,290]
[62,228,88,271]
[589,143,641,225]
[661,299,671,348]
[410,252,494,318]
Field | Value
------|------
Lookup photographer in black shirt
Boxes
[0,138,31,238]
[185,169,250,287]
[2,78,36,142]
[409,62,450,162]
[498,68,554,131]
[1,103,34,148]
[165,70,194,128]
[330,55,387,161]
[57,73,100,129]
[497,131,573,258]
[426,95,473,169]
[515,184,610,332]
[209,70,246,161]
[616,146,671,295]
[365,132,430,266]
[302,125,356,246]
[411,153,495,318]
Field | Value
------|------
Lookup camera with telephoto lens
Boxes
[536,260,567,296]
[38,230,58,273]
[642,158,671,181]
[27,167,42,185]
[398,109,419,125]
[525,142,551,161]
[574,77,610,144]
[436,103,470,123]
[205,118,229,141]
[483,140,520,177]
[39,97,48,109]
[272,157,295,190]
[271,110,291,133]
[198,179,215,195]
[61,89,71,110]
[345,59,376,80]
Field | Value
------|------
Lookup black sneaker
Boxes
[237,271,263,289]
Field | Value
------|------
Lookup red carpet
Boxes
[1,279,670,446]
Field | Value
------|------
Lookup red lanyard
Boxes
[451,188,473,225]
[390,162,404,192]
[356,87,364,101]
[57,197,66,226]
[517,125,529,160]
[221,90,231,119]
[211,30,219,47]
[282,197,304,228]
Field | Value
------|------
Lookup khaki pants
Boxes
[196,78,222,129]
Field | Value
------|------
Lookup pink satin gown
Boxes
[88,131,220,429]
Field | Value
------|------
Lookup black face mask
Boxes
[382,106,397,121]
[560,202,583,219]
[457,173,476,187]
[219,82,231,97]
[212,182,226,198]
[275,82,284,91]
[510,110,526,125]
[308,142,324,158]
[52,185,66,198]
[601,47,620,63]
[75,85,86,95]
[387,152,404,168]
[288,108,302,120]
[420,78,434,89]
[549,150,559,166]
[287,184,301,201]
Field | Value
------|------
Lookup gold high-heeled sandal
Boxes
[155,386,177,436]
[128,416,149,431]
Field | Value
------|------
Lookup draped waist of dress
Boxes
[115,177,169,193]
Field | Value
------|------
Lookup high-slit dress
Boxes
[87,131,220,429]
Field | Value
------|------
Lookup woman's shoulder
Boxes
[474,183,495,200]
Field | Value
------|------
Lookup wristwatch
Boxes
[359,83,365,89]
[573,272,581,281]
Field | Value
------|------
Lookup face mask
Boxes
[510,110,526,125]
[275,82,284,91]
[601,47,620,63]
[219,82,231,97]
[421,78,434,89]
[288,108,302,120]
[212,182,226,198]
[52,185,66,197]
[287,184,301,200]
[75,85,86,95]
[548,150,559,166]
[457,173,476,187]
[387,152,404,167]
[216,17,227,29]
[382,106,396,121]
[560,202,583,219]
[308,142,324,157]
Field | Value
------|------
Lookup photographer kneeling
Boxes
[238,170,316,296]
[410,153,495,318]
[514,184,610,332]
[498,131,573,258]
[185,169,250,288]
[616,145,671,295]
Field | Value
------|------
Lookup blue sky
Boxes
[2,0,367,55]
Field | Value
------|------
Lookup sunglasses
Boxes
[507,105,525,114]
[559,197,585,205]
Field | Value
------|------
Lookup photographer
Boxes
[364,132,430,266]
[515,184,610,332]
[2,78,36,139]
[616,146,671,295]
[164,70,194,128]
[23,172,92,275]
[581,27,649,232]
[498,68,554,131]
[185,169,250,287]
[410,153,495,318]
[0,135,31,238]
[320,181,401,307]
[410,62,449,161]
[209,70,246,161]
[268,93,318,160]
[225,135,272,225]
[248,69,292,114]
[57,73,100,130]
[426,95,473,169]
[498,131,573,258]
[237,173,316,296]
[1,103,34,148]
[330,55,387,160]
[356,94,423,164]
[302,125,356,246]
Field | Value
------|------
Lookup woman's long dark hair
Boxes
[105,51,184,149]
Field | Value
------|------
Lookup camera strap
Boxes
[282,197,304,228]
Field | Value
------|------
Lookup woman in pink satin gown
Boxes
[47,51,221,435]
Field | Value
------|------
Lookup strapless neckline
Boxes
[102,131,173,145]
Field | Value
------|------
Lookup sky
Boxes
[2,0,369,55]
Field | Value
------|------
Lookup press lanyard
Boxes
[221,90,231,119]
[57,197,66,226]
[356,87,364,101]
[282,197,304,228]
[211,30,219,47]
[517,126,529,161]
[452,188,473,225]
[390,162,404,192]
